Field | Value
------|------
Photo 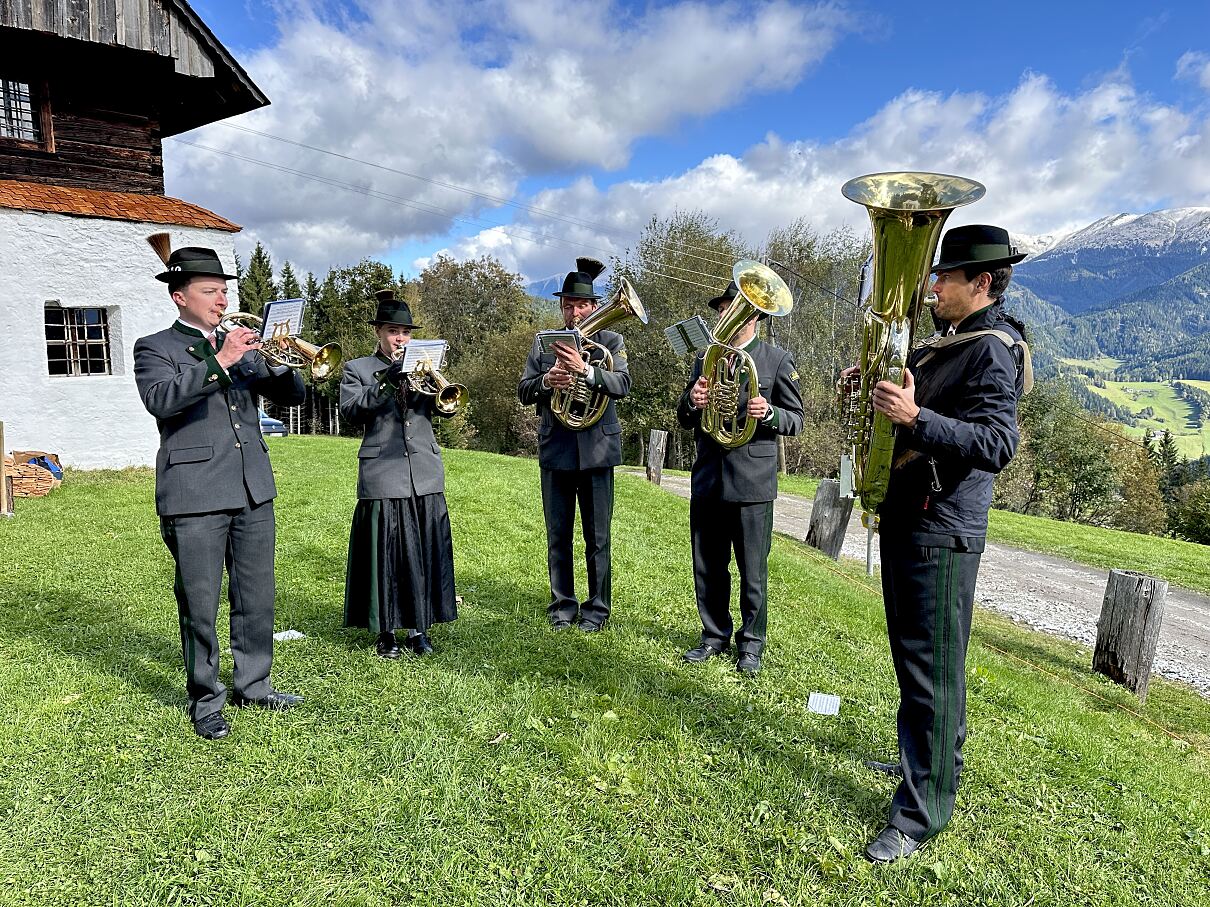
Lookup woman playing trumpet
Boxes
[339,288,458,658]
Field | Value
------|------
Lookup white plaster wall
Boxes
[0,211,241,468]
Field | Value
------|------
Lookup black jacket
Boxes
[518,329,631,471]
[879,302,1025,548]
[677,339,804,503]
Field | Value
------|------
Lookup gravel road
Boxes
[635,472,1210,697]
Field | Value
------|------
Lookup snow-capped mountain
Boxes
[1013,207,1210,314]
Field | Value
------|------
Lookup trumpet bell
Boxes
[287,337,343,380]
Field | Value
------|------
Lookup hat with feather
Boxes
[147,233,237,283]
[554,257,606,300]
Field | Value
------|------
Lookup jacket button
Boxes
[234,423,240,429]
[230,405,237,411]
[235,442,241,449]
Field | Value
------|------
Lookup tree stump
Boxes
[646,430,668,485]
[1093,569,1168,701]
[805,479,854,560]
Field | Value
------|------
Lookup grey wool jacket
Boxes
[517,328,631,471]
[339,353,450,499]
[134,323,305,517]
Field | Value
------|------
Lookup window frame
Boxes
[45,303,113,378]
[0,77,54,153]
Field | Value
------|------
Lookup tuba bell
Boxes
[392,343,467,416]
[551,277,648,431]
[218,311,343,381]
[700,260,794,449]
[838,171,985,519]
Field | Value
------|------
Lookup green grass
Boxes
[1059,356,1123,374]
[1,438,1208,906]
[1085,379,1210,459]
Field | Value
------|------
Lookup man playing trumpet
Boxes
[134,244,306,740]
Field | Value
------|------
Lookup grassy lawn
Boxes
[1,438,1208,906]
[1085,379,1210,459]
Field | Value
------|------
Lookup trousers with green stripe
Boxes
[880,539,980,841]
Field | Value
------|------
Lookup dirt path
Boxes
[631,472,1210,696]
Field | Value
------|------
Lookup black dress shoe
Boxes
[406,632,435,655]
[736,652,762,675]
[550,618,574,630]
[863,759,904,778]
[193,712,230,740]
[375,632,403,659]
[683,642,729,663]
[576,619,604,633]
[232,690,303,711]
[864,825,923,863]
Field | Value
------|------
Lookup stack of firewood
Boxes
[4,452,61,497]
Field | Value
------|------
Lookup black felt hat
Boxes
[707,280,769,321]
[931,224,1027,273]
[368,288,419,328]
[554,257,606,300]
[154,246,237,283]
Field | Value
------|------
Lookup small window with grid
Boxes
[45,305,113,377]
[1,80,42,143]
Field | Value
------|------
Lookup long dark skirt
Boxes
[344,494,457,634]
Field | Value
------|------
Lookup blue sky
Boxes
[170,1,1210,280]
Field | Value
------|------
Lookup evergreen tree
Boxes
[239,241,277,317]
[279,261,302,300]
[1157,430,1181,504]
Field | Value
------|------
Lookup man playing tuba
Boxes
[518,258,632,633]
[676,281,803,675]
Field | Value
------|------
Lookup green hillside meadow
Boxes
[1084,379,1210,458]
[0,438,1207,906]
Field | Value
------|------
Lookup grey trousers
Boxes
[159,497,277,721]
[540,467,614,626]
[690,496,775,655]
[880,538,981,841]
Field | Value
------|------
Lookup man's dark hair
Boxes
[167,276,195,296]
[960,264,1013,300]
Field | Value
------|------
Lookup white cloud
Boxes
[436,68,1210,282]
[164,0,849,274]
[1176,51,1210,90]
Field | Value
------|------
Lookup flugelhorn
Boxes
[218,311,343,381]
[838,171,985,519]
[391,343,467,416]
[700,260,794,449]
[551,277,648,431]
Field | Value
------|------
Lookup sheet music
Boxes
[261,298,305,338]
[536,330,581,355]
[398,339,448,372]
[664,316,712,357]
[807,692,841,716]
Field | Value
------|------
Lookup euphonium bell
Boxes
[551,277,648,431]
[838,171,985,518]
[700,260,794,449]
[218,311,343,381]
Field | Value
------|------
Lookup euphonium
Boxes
[551,277,648,430]
[218,311,343,380]
[838,171,985,517]
[700,260,794,449]
[392,345,467,416]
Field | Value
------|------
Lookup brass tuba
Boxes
[700,260,794,449]
[551,277,648,430]
[838,171,985,517]
[392,344,467,416]
[219,311,343,381]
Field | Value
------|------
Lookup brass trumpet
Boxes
[219,311,343,381]
[391,344,467,416]
[700,260,794,449]
[551,277,648,430]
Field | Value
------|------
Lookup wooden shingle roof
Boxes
[0,180,240,231]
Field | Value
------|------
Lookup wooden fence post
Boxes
[1093,569,1168,702]
[646,430,668,485]
[0,421,11,517]
[804,479,853,560]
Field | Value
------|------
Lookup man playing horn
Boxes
[133,243,306,740]
[518,258,632,633]
[852,224,1029,863]
[676,281,803,675]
